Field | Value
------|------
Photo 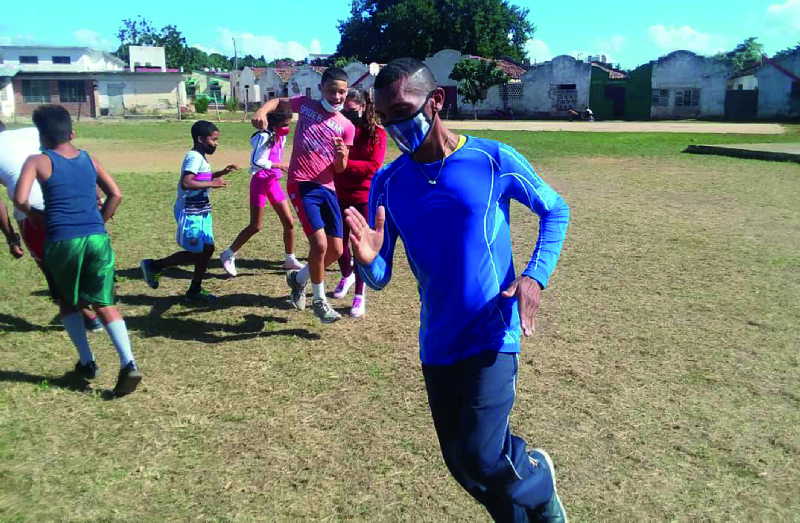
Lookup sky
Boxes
[1,0,799,69]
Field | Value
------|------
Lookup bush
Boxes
[225,97,239,112]
[195,97,210,114]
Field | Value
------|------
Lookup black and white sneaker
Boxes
[312,299,341,323]
[286,270,308,311]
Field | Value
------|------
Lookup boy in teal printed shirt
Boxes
[139,121,238,300]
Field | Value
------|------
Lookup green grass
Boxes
[1,123,799,520]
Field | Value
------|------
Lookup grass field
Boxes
[1,121,799,521]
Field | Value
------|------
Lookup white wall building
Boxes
[514,55,592,118]
[232,66,265,105]
[287,66,323,99]
[0,66,17,118]
[756,50,800,120]
[0,45,126,72]
[95,73,186,116]
[129,46,167,71]
[650,50,730,119]
[423,49,527,117]
[1,45,186,118]
[256,68,287,102]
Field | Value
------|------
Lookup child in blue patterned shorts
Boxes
[139,121,238,301]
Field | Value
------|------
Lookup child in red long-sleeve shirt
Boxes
[333,88,387,317]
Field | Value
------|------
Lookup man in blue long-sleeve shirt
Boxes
[345,58,570,523]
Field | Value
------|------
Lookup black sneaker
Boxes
[185,288,217,302]
[140,259,160,289]
[84,315,104,333]
[113,362,142,397]
[74,360,100,380]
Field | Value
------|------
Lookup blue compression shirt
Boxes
[356,136,570,366]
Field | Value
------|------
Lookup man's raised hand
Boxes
[344,205,385,265]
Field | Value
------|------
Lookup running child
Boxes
[14,105,141,396]
[0,121,103,331]
[139,120,238,301]
[332,88,387,317]
[251,68,355,323]
[220,102,303,275]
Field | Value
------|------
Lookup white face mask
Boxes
[320,97,344,113]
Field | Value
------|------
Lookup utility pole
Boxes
[233,38,238,71]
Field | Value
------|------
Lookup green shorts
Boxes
[44,233,116,307]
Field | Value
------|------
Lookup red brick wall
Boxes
[13,78,96,118]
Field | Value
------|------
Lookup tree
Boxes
[449,57,509,118]
[207,53,231,70]
[184,47,210,71]
[714,37,764,72]
[114,16,157,64]
[335,0,534,63]
[333,56,359,68]
[114,17,188,69]
[774,42,800,60]
[158,24,188,69]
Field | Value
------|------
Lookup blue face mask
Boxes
[384,92,434,155]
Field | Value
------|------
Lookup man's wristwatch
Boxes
[7,233,21,246]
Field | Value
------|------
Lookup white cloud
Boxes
[0,34,38,45]
[525,38,552,63]
[194,44,223,55]
[648,25,727,55]
[767,0,800,29]
[215,28,325,61]
[597,35,626,53]
[73,29,113,50]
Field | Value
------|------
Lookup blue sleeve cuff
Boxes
[522,268,548,290]
[356,255,388,290]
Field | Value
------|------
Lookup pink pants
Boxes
[250,170,288,208]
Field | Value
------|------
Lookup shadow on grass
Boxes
[116,266,229,281]
[117,259,294,283]
[115,293,320,343]
[0,369,129,401]
[0,313,62,333]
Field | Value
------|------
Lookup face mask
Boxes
[198,141,216,155]
[384,92,434,155]
[320,97,344,113]
[341,109,362,125]
[275,126,290,137]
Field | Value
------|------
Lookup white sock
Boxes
[297,265,310,285]
[312,282,325,300]
[285,253,298,263]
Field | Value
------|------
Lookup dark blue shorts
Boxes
[298,182,343,238]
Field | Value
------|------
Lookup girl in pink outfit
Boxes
[221,105,303,276]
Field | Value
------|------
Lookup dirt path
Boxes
[445,120,786,134]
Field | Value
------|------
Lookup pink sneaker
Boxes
[350,295,365,317]
[333,274,355,299]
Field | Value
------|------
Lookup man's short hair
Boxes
[32,105,72,148]
[374,58,437,95]
[321,67,348,85]
[191,120,218,143]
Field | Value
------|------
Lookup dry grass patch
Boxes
[1,128,798,521]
